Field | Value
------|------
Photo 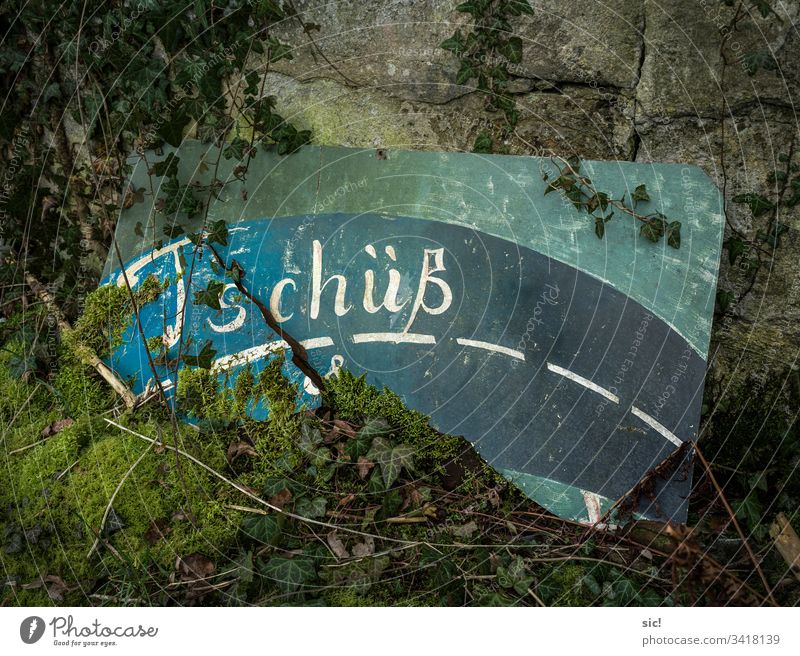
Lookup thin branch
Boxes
[693,443,778,606]
[104,418,421,546]
[205,243,325,392]
[87,440,154,558]
[23,272,136,408]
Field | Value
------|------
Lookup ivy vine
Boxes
[543,157,682,249]
[440,0,533,150]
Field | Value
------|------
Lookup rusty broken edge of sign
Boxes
[101,142,724,524]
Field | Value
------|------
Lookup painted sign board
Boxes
[103,142,724,524]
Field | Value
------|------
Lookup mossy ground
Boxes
[3,281,797,606]
[0,339,242,605]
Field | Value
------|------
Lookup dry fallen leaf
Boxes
[226,441,256,463]
[178,554,215,581]
[144,519,172,546]
[486,487,501,509]
[338,494,356,507]
[327,531,349,559]
[22,574,70,601]
[333,419,356,439]
[356,456,374,480]
[352,536,375,558]
[41,418,74,438]
[449,521,479,539]
[269,487,292,510]
[770,512,800,581]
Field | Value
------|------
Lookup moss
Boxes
[0,352,243,603]
[135,276,165,305]
[146,335,163,353]
[177,367,228,420]
[66,277,165,360]
[233,364,254,414]
[68,284,131,357]
[326,370,461,467]
[538,564,591,607]
[53,347,116,418]
[254,355,298,438]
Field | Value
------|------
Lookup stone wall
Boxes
[262,0,800,400]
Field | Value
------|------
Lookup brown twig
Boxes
[694,443,778,606]
[23,272,136,408]
[205,243,325,392]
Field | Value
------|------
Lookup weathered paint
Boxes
[103,143,724,523]
[107,143,724,359]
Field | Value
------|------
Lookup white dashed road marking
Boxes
[212,336,334,371]
[352,332,436,344]
[456,338,525,361]
[546,362,619,403]
[630,406,683,447]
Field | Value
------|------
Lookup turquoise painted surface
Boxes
[108,142,724,359]
[500,468,616,524]
[106,143,723,523]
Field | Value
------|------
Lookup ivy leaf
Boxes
[253,98,282,130]
[455,1,482,16]
[181,340,217,369]
[158,106,190,148]
[345,428,373,461]
[254,0,286,20]
[757,222,788,248]
[262,477,295,499]
[297,419,323,453]
[472,131,493,154]
[359,417,393,440]
[456,61,477,85]
[148,153,180,178]
[235,551,254,584]
[594,216,605,239]
[294,496,327,519]
[270,124,311,155]
[767,169,787,184]
[367,467,385,494]
[478,592,516,606]
[733,494,763,533]
[207,219,229,247]
[241,514,283,546]
[366,435,392,469]
[42,82,61,104]
[749,0,777,18]
[260,556,316,594]
[716,289,735,313]
[749,470,768,493]
[666,221,682,249]
[640,216,666,243]
[440,31,465,54]
[741,50,778,76]
[544,175,575,195]
[614,577,638,604]
[501,37,523,65]
[508,0,534,15]
[367,437,414,488]
[583,573,602,597]
[726,237,747,265]
[193,280,225,311]
[223,136,248,161]
[266,36,294,63]
[496,557,534,596]
[631,183,650,205]
[733,192,774,216]
[163,223,185,239]
[226,262,244,283]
